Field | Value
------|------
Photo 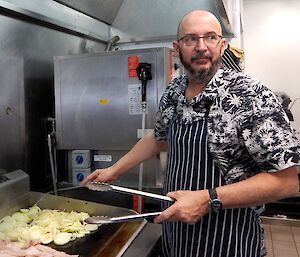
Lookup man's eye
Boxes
[207,35,217,40]
[189,36,198,41]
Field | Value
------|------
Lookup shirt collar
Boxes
[174,68,224,105]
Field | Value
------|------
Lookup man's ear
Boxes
[220,39,228,56]
[173,41,180,57]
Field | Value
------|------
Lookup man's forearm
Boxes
[112,132,166,176]
[216,166,299,209]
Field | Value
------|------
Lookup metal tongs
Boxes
[86,181,174,202]
[85,212,162,224]
[85,181,174,224]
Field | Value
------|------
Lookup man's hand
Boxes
[154,190,210,224]
[81,166,119,185]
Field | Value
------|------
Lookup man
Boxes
[82,10,300,257]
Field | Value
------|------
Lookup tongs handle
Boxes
[87,182,174,202]
[85,212,162,224]
[110,212,162,223]
[110,184,174,202]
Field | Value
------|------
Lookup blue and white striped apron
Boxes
[161,109,262,257]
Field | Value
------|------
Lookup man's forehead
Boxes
[178,11,222,36]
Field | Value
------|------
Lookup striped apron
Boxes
[161,108,262,257]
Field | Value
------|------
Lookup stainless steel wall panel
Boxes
[0,58,25,171]
[0,11,105,190]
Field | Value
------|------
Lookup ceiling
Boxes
[54,0,234,42]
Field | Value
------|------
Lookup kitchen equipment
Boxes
[86,212,162,225]
[86,181,174,202]
[0,170,161,257]
[136,62,152,213]
[86,182,173,226]
[54,47,182,189]
[0,191,148,257]
[0,169,29,209]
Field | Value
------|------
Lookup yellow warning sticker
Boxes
[99,98,109,105]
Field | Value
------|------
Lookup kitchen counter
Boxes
[123,222,161,257]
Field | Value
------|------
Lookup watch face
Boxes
[211,199,223,211]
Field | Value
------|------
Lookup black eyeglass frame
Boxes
[178,33,223,46]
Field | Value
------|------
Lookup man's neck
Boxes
[185,78,209,102]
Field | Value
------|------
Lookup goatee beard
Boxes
[180,51,221,83]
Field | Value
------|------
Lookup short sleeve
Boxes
[240,85,300,172]
[154,76,187,141]
[154,87,177,141]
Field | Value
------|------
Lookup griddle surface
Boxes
[51,221,142,257]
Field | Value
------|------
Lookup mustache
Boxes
[191,51,211,61]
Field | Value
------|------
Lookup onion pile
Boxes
[0,205,98,247]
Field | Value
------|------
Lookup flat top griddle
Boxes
[0,191,146,257]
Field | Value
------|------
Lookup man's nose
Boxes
[195,37,208,50]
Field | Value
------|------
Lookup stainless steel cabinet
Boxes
[54,47,181,188]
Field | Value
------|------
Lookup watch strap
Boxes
[208,188,223,212]
[208,188,218,200]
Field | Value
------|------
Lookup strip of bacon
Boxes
[0,240,78,257]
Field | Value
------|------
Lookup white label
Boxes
[128,84,142,115]
[137,129,154,138]
[94,155,112,162]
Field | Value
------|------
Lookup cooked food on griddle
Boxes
[0,205,98,247]
[0,241,79,256]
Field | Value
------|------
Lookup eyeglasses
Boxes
[178,33,222,47]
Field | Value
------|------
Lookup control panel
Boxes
[71,150,91,185]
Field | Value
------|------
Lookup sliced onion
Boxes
[53,232,72,245]
[0,205,98,246]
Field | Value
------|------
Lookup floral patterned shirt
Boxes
[154,67,300,184]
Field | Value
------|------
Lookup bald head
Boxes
[177,10,223,39]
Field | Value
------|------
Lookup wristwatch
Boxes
[208,188,223,212]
